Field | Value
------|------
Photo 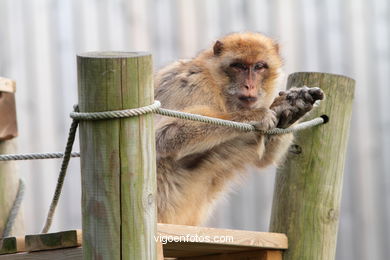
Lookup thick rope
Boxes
[2,179,25,238]
[0,152,80,161]
[69,101,161,120]
[156,107,255,132]
[70,100,325,135]
[1,101,325,234]
[41,110,79,233]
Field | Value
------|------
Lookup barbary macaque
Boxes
[154,32,324,225]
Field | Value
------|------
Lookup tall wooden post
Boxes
[77,52,157,260]
[269,72,355,260]
[0,77,23,238]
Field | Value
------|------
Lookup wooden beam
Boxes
[177,250,282,260]
[270,72,355,260]
[0,77,17,140]
[0,236,25,255]
[0,248,283,260]
[77,52,157,260]
[0,77,22,239]
[0,78,18,141]
[157,242,164,260]
[25,230,81,252]
[0,78,16,93]
[0,247,82,260]
[0,224,288,259]
[158,223,287,258]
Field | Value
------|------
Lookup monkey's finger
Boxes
[308,87,324,101]
[286,91,299,102]
[296,98,313,113]
[277,109,295,128]
[303,92,314,104]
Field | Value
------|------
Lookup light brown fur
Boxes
[154,32,323,225]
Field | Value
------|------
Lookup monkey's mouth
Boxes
[238,96,258,107]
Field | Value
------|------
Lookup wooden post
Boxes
[0,77,23,238]
[77,52,157,260]
[269,72,355,260]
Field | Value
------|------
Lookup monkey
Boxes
[154,32,324,225]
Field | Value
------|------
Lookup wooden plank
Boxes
[0,248,282,260]
[177,250,282,260]
[158,223,287,250]
[263,250,282,260]
[25,230,81,252]
[0,236,25,255]
[270,73,355,260]
[0,91,18,141]
[0,247,282,260]
[157,241,164,260]
[77,52,157,260]
[0,247,82,260]
[0,224,287,259]
[0,79,19,242]
[0,78,16,93]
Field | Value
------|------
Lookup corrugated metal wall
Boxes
[0,1,389,259]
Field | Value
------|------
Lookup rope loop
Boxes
[70,100,161,120]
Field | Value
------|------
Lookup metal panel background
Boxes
[0,1,389,259]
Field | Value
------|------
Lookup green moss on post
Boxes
[269,72,355,260]
[77,52,157,260]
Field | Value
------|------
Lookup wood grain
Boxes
[9,224,287,259]
[0,247,83,260]
[0,78,22,238]
[25,230,81,252]
[269,72,355,260]
[0,92,18,141]
[0,78,16,93]
[158,223,287,257]
[0,237,24,255]
[77,52,157,260]
[176,250,282,260]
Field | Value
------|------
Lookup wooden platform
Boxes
[0,224,287,259]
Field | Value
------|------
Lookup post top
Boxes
[0,77,16,93]
[77,51,151,58]
[289,71,355,83]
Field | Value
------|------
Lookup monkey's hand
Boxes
[250,108,278,132]
[270,86,324,129]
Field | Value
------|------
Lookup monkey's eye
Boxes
[230,62,247,70]
[254,62,269,71]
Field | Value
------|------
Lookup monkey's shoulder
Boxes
[155,59,214,101]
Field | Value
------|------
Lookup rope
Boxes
[156,107,255,132]
[0,152,80,161]
[2,179,25,238]
[70,101,161,120]
[263,117,325,135]
[71,100,325,135]
[41,109,79,233]
[1,100,326,234]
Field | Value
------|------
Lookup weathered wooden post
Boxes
[270,72,355,260]
[77,52,157,260]
[0,77,23,238]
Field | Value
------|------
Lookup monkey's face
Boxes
[223,60,271,109]
[211,33,282,111]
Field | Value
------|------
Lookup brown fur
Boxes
[154,32,323,225]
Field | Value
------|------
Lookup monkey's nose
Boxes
[244,84,255,90]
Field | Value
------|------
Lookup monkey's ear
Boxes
[213,40,224,56]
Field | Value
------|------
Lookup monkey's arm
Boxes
[156,105,276,159]
[257,87,324,167]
